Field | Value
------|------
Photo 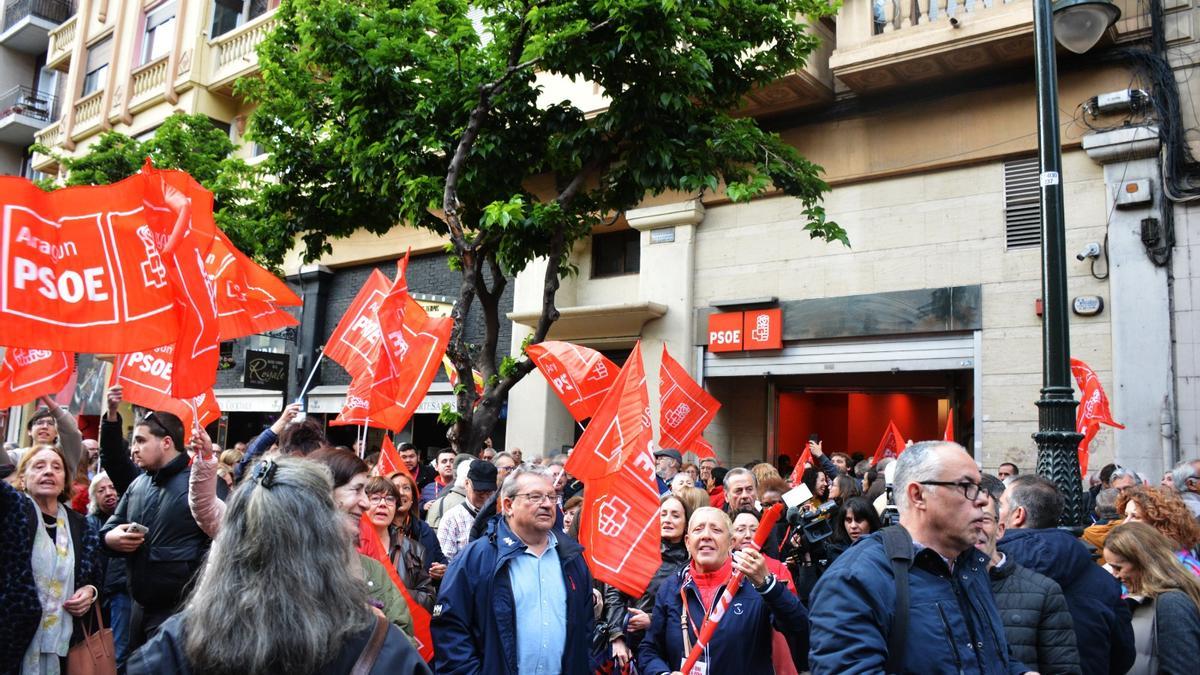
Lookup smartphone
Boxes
[808,433,820,443]
[127,523,149,535]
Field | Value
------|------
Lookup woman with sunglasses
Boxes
[127,457,430,674]
[365,476,436,611]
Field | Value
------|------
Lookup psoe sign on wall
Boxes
[707,308,782,352]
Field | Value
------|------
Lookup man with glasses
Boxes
[998,475,1135,675]
[98,386,224,656]
[433,466,594,674]
[810,441,1031,674]
[1169,459,1200,518]
[12,396,84,478]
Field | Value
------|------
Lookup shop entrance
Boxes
[773,369,973,467]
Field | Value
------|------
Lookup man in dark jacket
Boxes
[99,390,223,652]
[977,476,1080,674]
[998,474,1135,675]
[809,441,1029,675]
[432,466,593,674]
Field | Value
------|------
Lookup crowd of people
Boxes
[4,389,1200,674]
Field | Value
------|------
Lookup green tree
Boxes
[33,113,267,262]
[244,0,846,452]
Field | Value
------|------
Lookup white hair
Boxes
[892,441,956,512]
[453,458,472,487]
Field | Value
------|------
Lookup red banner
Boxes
[658,346,720,451]
[871,420,908,465]
[1071,358,1124,476]
[323,269,391,378]
[357,514,434,662]
[0,162,221,397]
[328,370,411,433]
[0,349,73,407]
[566,342,649,480]
[372,435,413,480]
[206,231,298,340]
[526,340,619,422]
[367,254,452,418]
[111,345,220,439]
[688,435,716,460]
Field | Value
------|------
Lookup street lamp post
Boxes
[1031,0,1119,526]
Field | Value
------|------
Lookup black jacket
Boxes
[99,449,223,612]
[87,512,128,596]
[127,613,431,674]
[601,539,689,644]
[989,557,1081,675]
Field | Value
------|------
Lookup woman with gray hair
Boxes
[126,457,430,675]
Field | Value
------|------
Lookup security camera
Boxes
[1076,242,1102,261]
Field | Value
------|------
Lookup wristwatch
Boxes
[753,572,776,592]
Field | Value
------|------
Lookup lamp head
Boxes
[1052,0,1121,54]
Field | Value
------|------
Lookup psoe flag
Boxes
[0,348,73,407]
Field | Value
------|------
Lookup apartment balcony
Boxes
[207,10,278,96]
[70,88,102,139]
[0,0,70,53]
[0,85,56,146]
[739,20,836,117]
[128,56,169,113]
[831,0,1045,92]
[30,118,61,171]
[44,10,74,71]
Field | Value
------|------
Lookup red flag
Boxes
[0,349,73,407]
[871,420,907,464]
[368,254,452,418]
[328,370,411,432]
[943,409,955,443]
[323,269,391,378]
[205,231,298,340]
[526,341,618,422]
[566,342,659,597]
[688,435,716,460]
[357,514,434,661]
[658,346,721,451]
[111,345,220,440]
[1071,358,1124,476]
[0,162,220,397]
[565,342,649,480]
[789,445,813,487]
[372,435,412,480]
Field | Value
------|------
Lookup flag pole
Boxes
[295,348,326,409]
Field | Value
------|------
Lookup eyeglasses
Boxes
[918,480,984,502]
[139,411,169,437]
[513,493,555,504]
[367,494,397,505]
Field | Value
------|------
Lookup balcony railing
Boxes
[129,57,169,107]
[45,11,75,70]
[0,85,57,122]
[208,11,278,93]
[31,119,61,169]
[72,89,102,133]
[831,0,1034,92]
[2,0,71,32]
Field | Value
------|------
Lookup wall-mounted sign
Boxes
[244,350,289,391]
[708,308,783,352]
[259,326,298,343]
[743,308,782,350]
[707,312,744,352]
[218,342,236,370]
[1072,295,1104,316]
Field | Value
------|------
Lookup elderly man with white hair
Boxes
[808,441,1032,675]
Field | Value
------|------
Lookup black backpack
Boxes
[880,525,913,674]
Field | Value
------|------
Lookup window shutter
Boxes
[1004,157,1041,250]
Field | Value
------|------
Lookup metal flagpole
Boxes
[295,348,326,409]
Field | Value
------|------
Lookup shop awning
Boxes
[214,388,284,413]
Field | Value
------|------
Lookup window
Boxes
[211,0,275,37]
[142,2,178,65]
[1004,156,1041,250]
[591,229,640,277]
[82,36,112,96]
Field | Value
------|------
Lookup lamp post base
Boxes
[1034,390,1086,526]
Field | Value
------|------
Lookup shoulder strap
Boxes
[350,615,389,675]
[880,526,913,674]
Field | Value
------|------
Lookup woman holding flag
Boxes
[638,506,809,675]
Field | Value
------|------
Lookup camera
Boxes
[1076,242,1102,261]
[785,499,839,545]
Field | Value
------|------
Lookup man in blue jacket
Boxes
[808,441,1031,675]
[998,474,1135,675]
[432,465,593,674]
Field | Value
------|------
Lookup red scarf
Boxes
[690,557,732,609]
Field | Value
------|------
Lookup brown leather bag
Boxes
[67,603,117,675]
[350,615,390,675]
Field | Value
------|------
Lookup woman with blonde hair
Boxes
[751,462,782,488]
[1104,522,1200,674]
[1117,486,1200,574]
